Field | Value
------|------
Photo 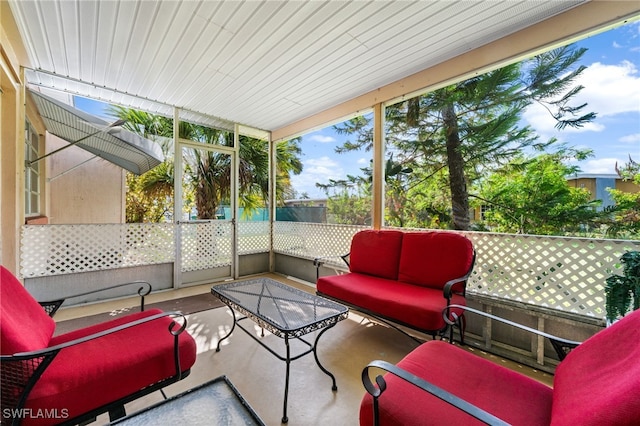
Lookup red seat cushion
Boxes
[360,341,553,426]
[398,232,474,290]
[349,230,404,280]
[23,309,197,425]
[550,309,640,426]
[0,266,56,354]
[317,272,465,331]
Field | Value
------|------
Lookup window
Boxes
[24,119,40,215]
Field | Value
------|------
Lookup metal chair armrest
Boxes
[442,249,476,300]
[444,304,581,360]
[313,253,350,267]
[362,360,509,426]
[313,253,350,281]
[442,276,469,300]
[0,311,187,421]
[38,281,153,317]
[7,311,187,358]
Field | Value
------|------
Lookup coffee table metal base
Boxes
[217,312,338,423]
[211,278,348,423]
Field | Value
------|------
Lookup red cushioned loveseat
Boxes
[0,266,197,426]
[360,306,640,426]
[315,229,475,342]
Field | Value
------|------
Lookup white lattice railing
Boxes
[20,221,640,318]
[180,221,232,272]
[459,232,639,317]
[274,222,640,318]
[273,221,366,260]
[238,221,271,254]
[21,221,271,277]
[21,223,175,277]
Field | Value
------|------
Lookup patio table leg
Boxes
[313,322,339,391]
[282,335,291,423]
[216,305,237,352]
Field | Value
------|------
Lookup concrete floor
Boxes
[55,273,553,425]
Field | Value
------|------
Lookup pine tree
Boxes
[334,45,595,230]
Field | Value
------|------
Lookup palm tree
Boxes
[109,106,302,221]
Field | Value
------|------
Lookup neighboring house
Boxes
[566,173,639,211]
[472,173,640,222]
[284,198,327,207]
[278,199,328,223]
[25,88,161,228]
[44,133,126,224]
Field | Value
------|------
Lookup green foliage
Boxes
[603,157,640,239]
[325,185,372,225]
[475,149,601,234]
[109,106,302,222]
[524,47,596,130]
[125,161,175,223]
[605,251,640,322]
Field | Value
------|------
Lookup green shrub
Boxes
[605,251,640,322]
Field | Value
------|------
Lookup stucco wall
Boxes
[47,134,126,224]
[617,179,640,193]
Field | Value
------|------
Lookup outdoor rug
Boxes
[54,293,224,336]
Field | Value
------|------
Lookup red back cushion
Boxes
[1,266,55,354]
[349,230,404,280]
[397,232,474,289]
[551,309,640,425]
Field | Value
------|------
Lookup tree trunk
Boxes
[442,103,470,230]
[195,160,218,219]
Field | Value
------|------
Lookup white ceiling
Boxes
[8,0,592,134]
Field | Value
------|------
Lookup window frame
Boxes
[24,118,41,217]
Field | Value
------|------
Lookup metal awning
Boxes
[28,89,164,175]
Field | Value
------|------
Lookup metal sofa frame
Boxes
[1,281,192,426]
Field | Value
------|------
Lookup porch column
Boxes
[232,124,240,279]
[372,102,384,229]
[173,107,182,288]
[0,59,24,274]
[268,131,276,273]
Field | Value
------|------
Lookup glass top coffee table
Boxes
[211,277,348,423]
[110,375,264,425]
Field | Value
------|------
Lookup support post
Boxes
[173,108,182,289]
[372,103,384,230]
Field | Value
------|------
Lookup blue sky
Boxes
[292,21,640,199]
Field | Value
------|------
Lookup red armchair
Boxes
[361,305,640,425]
[0,266,197,425]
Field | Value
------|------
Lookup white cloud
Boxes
[577,158,623,174]
[290,156,345,197]
[304,156,342,174]
[620,133,640,144]
[523,103,605,136]
[357,157,368,165]
[307,133,336,143]
[523,61,640,136]
[620,21,640,52]
[575,61,640,113]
